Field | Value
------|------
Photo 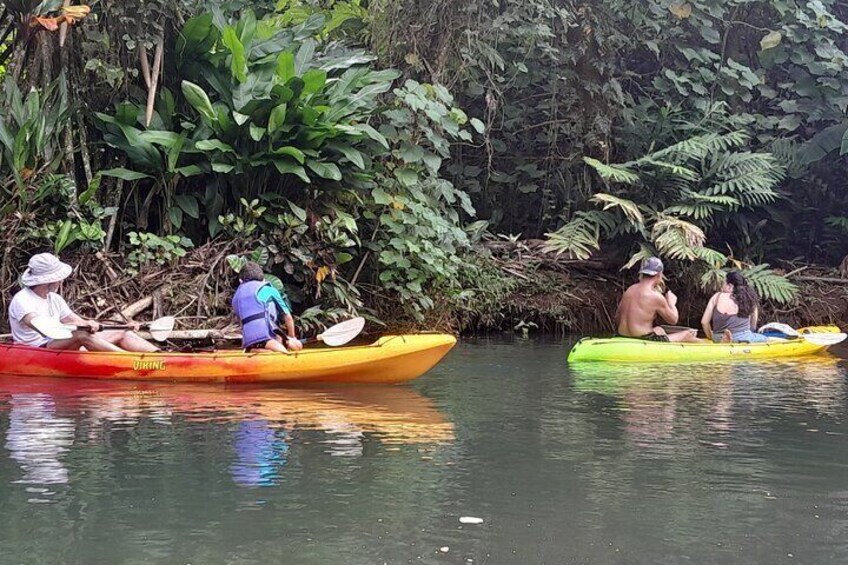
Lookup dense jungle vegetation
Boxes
[1,0,847,333]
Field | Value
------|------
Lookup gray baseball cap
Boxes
[639,257,664,276]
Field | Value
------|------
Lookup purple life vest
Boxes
[232,280,276,348]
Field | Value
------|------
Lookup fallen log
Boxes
[139,329,241,341]
[792,276,848,284]
[120,296,154,319]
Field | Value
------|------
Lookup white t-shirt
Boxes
[8,288,74,346]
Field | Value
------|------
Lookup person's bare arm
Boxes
[20,313,39,332]
[751,306,758,330]
[281,313,303,351]
[655,290,679,325]
[61,312,99,332]
[701,293,717,340]
[282,313,296,339]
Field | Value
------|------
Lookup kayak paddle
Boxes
[801,332,847,346]
[30,316,176,342]
[301,317,365,347]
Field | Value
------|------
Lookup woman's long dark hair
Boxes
[726,271,759,317]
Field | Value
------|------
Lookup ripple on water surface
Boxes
[0,341,847,564]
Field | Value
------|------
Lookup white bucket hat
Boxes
[20,253,73,287]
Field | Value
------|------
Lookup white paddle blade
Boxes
[147,316,175,342]
[803,332,847,347]
[30,316,75,340]
[319,317,365,347]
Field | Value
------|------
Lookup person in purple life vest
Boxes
[232,262,303,353]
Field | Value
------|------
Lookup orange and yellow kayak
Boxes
[0,334,456,385]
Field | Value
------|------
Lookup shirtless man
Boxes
[616,257,699,342]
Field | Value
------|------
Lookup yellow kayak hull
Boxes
[568,335,833,363]
[0,334,457,384]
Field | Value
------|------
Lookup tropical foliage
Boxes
[3,0,848,331]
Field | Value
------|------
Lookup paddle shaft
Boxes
[68,323,145,333]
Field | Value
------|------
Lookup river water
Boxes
[1,338,847,564]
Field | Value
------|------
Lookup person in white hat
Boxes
[7,253,157,352]
[615,257,699,342]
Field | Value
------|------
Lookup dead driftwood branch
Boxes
[140,329,241,341]
[120,296,154,319]
[791,276,848,284]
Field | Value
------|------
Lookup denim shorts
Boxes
[713,330,769,343]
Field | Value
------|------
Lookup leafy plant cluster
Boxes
[86,7,483,319]
[369,0,848,307]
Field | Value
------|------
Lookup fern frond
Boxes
[700,267,727,292]
[651,216,706,261]
[694,246,728,268]
[545,211,614,260]
[742,264,798,304]
[645,136,710,162]
[769,138,804,177]
[663,203,721,220]
[665,191,741,220]
[639,158,700,181]
[706,170,781,203]
[583,157,640,184]
[590,193,646,227]
[825,216,848,232]
[622,243,657,270]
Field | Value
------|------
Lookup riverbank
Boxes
[2,242,845,339]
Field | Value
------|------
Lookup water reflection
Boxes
[4,394,74,488]
[231,420,289,487]
[571,358,848,450]
[0,377,454,491]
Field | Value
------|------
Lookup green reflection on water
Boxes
[0,340,847,564]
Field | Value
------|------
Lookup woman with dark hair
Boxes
[700,271,769,343]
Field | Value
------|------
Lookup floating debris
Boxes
[460,517,484,524]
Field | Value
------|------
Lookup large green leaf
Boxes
[307,160,342,181]
[100,168,153,181]
[330,143,365,169]
[268,104,288,132]
[176,14,218,62]
[139,130,182,148]
[221,26,247,83]
[175,194,200,219]
[181,81,217,122]
[394,167,418,187]
[273,145,306,163]
[250,123,266,142]
[276,52,296,82]
[302,69,327,95]
[295,39,316,74]
[274,159,311,183]
[195,139,236,153]
[236,8,257,47]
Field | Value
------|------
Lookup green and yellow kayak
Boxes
[567,327,845,363]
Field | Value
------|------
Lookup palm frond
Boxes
[544,211,614,260]
[638,158,700,181]
[825,216,848,233]
[700,267,727,292]
[664,191,740,220]
[695,246,728,268]
[651,216,706,261]
[742,264,798,304]
[622,243,657,270]
[583,156,640,184]
[590,193,645,227]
